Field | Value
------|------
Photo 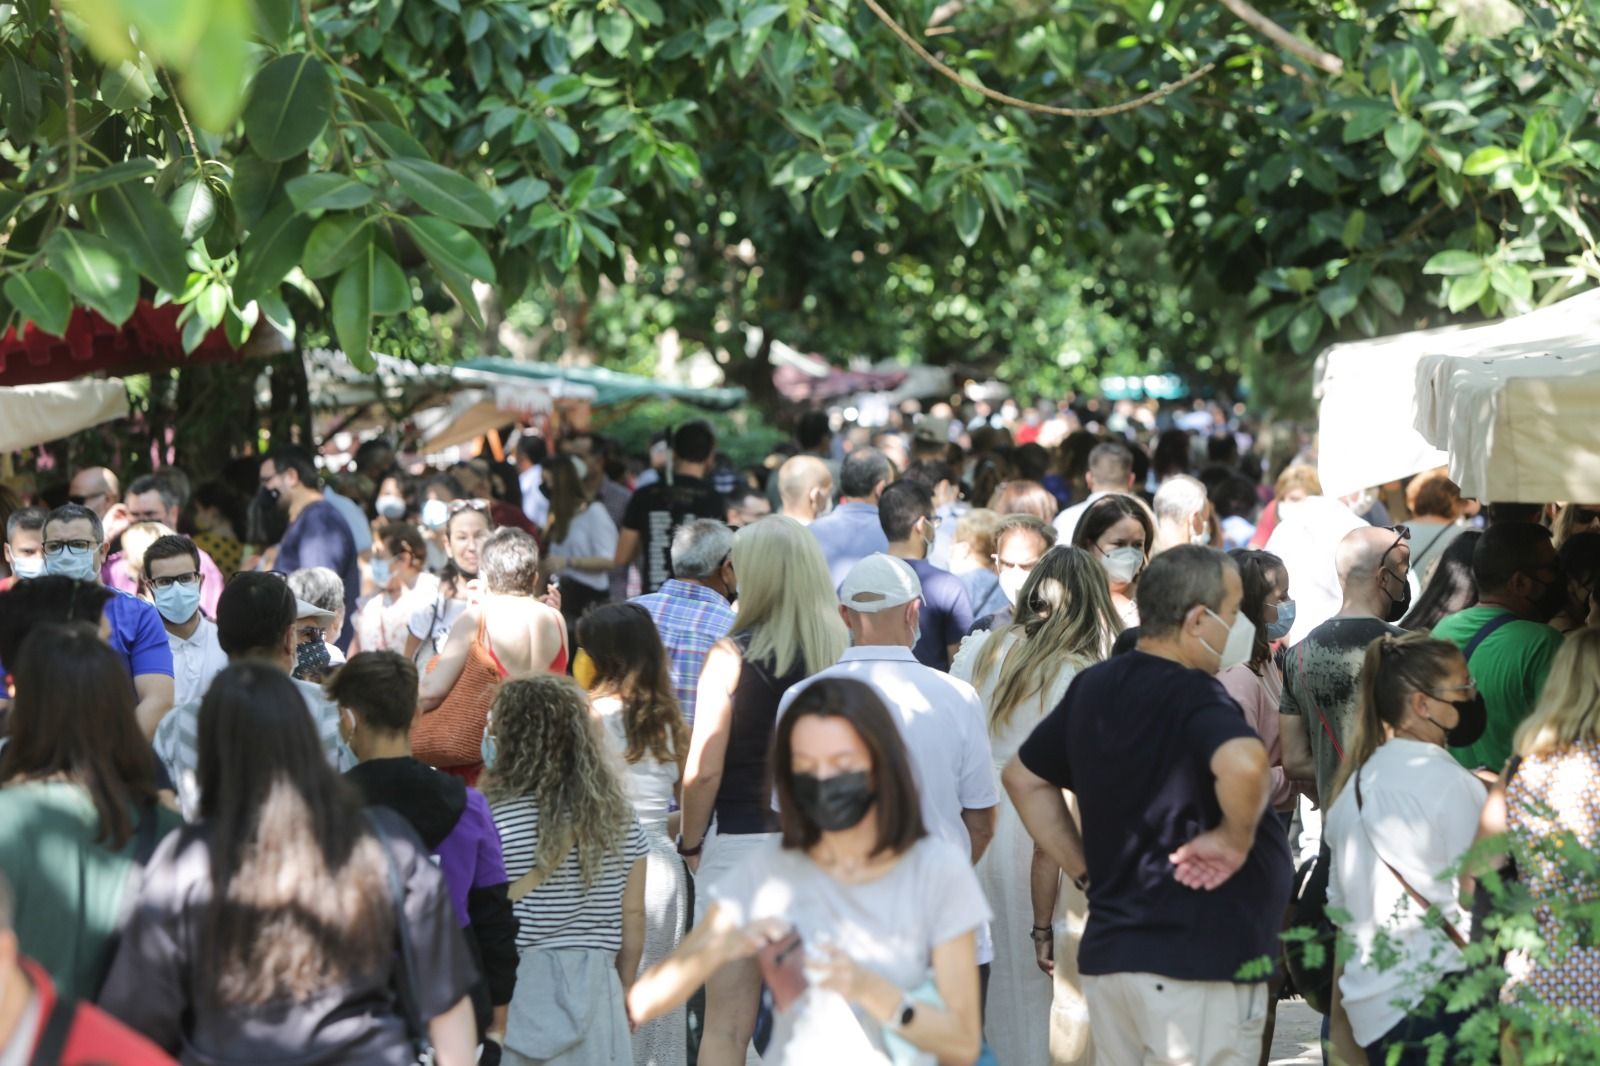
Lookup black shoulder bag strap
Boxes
[366,812,432,1059]
[1464,611,1518,663]
[30,993,76,1066]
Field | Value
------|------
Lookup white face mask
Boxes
[1202,607,1257,672]
[9,554,45,579]
[375,494,408,520]
[999,567,1029,607]
[1100,546,1144,586]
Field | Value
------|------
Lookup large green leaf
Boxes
[230,152,303,228]
[302,214,373,278]
[3,268,72,336]
[286,172,375,212]
[399,216,493,327]
[953,187,984,247]
[169,178,218,242]
[332,254,374,370]
[371,249,410,315]
[94,182,189,294]
[385,158,497,228]
[45,229,139,326]
[69,159,160,199]
[242,53,335,162]
[1422,250,1483,276]
[233,198,314,303]
[365,121,428,159]
[0,49,42,141]
[1384,118,1424,165]
[181,0,252,131]
[99,60,153,110]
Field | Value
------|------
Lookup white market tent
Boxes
[0,378,129,453]
[1316,288,1600,502]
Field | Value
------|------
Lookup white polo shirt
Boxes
[167,616,229,708]
[776,644,1000,965]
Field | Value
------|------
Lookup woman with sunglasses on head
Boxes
[352,525,439,656]
[406,501,495,670]
[629,678,990,1066]
[951,546,1120,1066]
[1322,633,1489,1065]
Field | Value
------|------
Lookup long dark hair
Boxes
[197,663,392,1006]
[1401,531,1482,632]
[577,603,688,766]
[1230,549,1288,672]
[0,623,157,848]
[1072,494,1154,559]
[772,678,925,858]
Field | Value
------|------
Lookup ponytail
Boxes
[1327,632,1463,802]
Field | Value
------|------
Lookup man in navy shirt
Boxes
[880,479,973,671]
[260,446,360,650]
[1004,545,1291,1065]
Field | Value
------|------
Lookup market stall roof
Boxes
[453,356,747,410]
[1412,290,1600,502]
[0,378,129,452]
[0,301,286,387]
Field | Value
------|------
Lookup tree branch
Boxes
[160,69,203,163]
[1216,0,1344,75]
[50,0,77,188]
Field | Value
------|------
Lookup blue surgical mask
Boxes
[46,545,99,582]
[152,581,202,625]
[480,729,498,770]
[1266,599,1296,641]
[421,498,450,530]
[9,555,45,580]
[370,558,392,586]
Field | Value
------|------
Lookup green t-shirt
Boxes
[1431,606,1566,771]
[0,781,180,1000]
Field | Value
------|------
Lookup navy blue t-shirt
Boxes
[276,499,360,650]
[1018,650,1292,982]
[907,558,973,672]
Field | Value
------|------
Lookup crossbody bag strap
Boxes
[29,993,76,1066]
[1354,771,1469,951]
[1464,611,1519,663]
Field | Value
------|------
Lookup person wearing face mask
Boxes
[351,524,439,656]
[1322,634,1488,1064]
[972,514,1057,633]
[947,509,1010,620]
[1278,525,1414,811]
[1071,494,1154,627]
[2,506,47,584]
[775,555,998,1004]
[38,504,174,738]
[1217,550,1299,823]
[139,535,227,708]
[628,519,738,728]
[1003,545,1292,1066]
[257,446,360,651]
[880,481,974,672]
[407,503,495,670]
[1430,522,1568,773]
[1150,475,1211,556]
[1548,530,1600,633]
[629,678,991,1066]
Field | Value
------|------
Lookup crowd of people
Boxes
[0,395,1598,1065]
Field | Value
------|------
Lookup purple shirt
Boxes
[632,579,737,726]
[436,788,508,927]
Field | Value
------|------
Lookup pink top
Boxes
[1219,660,1293,811]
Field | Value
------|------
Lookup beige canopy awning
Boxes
[0,378,129,452]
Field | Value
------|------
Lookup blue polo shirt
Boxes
[105,589,175,681]
[807,502,889,590]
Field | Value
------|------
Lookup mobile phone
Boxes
[757,929,808,1011]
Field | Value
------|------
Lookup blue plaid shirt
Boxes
[632,579,737,726]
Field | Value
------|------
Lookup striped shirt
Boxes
[491,795,647,952]
[154,676,352,821]
[631,580,736,726]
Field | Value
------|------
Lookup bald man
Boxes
[777,455,835,526]
[1277,524,1413,806]
[68,467,121,520]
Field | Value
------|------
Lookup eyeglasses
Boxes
[149,572,201,590]
[296,624,326,644]
[67,492,107,506]
[1378,525,1410,572]
[1427,680,1479,700]
[992,555,1040,572]
[43,539,97,554]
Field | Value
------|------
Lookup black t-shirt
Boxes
[621,474,726,594]
[1018,650,1293,982]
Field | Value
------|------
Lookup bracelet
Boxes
[1029,925,1053,944]
[676,835,703,857]
[1071,872,1089,893]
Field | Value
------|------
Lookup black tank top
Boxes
[712,630,810,834]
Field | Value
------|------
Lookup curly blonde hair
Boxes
[482,675,634,888]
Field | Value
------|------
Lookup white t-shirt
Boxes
[549,501,618,593]
[1052,490,1110,542]
[775,645,999,964]
[167,616,229,708]
[710,836,992,1066]
[593,695,679,822]
[1325,738,1486,1046]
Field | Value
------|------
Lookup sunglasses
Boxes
[1378,525,1411,571]
[67,492,107,506]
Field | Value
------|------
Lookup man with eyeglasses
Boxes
[969,514,1057,634]
[881,479,973,671]
[39,503,174,737]
[103,475,226,619]
[139,535,227,707]
[1431,521,1568,772]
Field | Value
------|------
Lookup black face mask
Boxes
[1532,572,1568,623]
[294,639,332,682]
[1427,692,1487,749]
[1382,568,1411,623]
[792,771,874,832]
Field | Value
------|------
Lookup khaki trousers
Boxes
[1081,972,1268,1065]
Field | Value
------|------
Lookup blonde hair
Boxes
[482,676,634,888]
[955,508,1002,559]
[1328,632,1463,802]
[1553,502,1600,548]
[730,515,848,678]
[1514,627,1600,757]
[122,521,176,581]
[1274,463,1322,502]
[972,546,1122,733]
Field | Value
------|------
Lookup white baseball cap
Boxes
[839,554,922,613]
[295,598,335,622]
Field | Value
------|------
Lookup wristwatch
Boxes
[675,835,703,858]
[1029,924,1054,945]
[884,993,917,1032]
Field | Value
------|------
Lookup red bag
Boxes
[412,614,505,769]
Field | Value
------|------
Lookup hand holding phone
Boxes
[757,928,808,1011]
